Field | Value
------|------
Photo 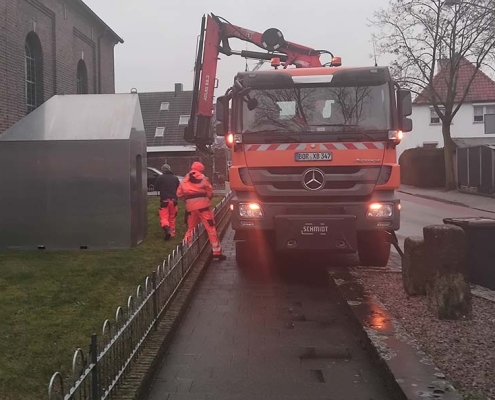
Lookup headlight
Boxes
[367,203,393,218]
[239,203,264,219]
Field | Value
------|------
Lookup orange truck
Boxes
[185,14,412,266]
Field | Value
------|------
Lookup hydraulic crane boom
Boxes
[184,13,339,151]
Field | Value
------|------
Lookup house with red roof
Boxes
[397,58,495,157]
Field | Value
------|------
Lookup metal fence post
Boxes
[179,243,184,276]
[152,271,158,327]
[90,334,98,399]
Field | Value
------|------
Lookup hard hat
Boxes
[191,162,205,172]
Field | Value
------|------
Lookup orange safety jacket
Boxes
[177,170,213,212]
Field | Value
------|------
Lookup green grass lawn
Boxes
[0,196,222,400]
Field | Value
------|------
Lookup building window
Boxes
[473,104,495,123]
[178,115,189,126]
[160,102,170,111]
[25,32,44,114]
[155,127,165,137]
[77,60,88,94]
[430,107,442,124]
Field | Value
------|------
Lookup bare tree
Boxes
[328,87,374,126]
[372,0,495,189]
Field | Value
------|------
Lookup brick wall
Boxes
[0,0,120,134]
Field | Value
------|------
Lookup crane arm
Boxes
[184,13,336,151]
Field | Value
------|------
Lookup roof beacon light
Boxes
[292,75,334,84]
[331,56,342,67]
[270,57,281,69]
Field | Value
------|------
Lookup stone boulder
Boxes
[423,225,472,320]
[402,236,428,296]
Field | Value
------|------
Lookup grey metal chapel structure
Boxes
[0,93,148,250]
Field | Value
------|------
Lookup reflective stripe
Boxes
[185,197,208,205]
[244,142,386,151]
[184,192,208,200]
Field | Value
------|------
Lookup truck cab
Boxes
[216,66,412,266]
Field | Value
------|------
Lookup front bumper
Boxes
[231,191,400,251]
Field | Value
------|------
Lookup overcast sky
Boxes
[83,0,392,96]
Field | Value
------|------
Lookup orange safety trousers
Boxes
[184,208,222,256]
[159,200,178,237]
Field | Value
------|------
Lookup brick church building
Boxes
[0,0,123,133]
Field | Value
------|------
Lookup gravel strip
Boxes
[357,271,495,400]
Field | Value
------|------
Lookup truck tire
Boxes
[357,231,391,267]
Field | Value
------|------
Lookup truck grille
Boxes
[272,181,356,190]
[248,166,385,202]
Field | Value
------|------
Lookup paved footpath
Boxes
[147,228,393,400]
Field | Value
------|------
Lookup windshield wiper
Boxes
[310,124,359,127]
[338,132,376,141]
[264,135,301,143]
[305,125,385,142]
[244,130,302,143]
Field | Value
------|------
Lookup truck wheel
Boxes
[357,231,391,267]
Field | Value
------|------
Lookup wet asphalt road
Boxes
[395,191,495,249]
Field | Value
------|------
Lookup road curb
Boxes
[329,268,463,400]
[398,189,495,214]
[114,208,232,400]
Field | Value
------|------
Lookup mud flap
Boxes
[274,215,357,252]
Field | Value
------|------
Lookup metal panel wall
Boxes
[0,94,148,250]
[129,133,148,246]
[468,147,481,189]
[457,148,469,187]
[0,142,49,248]
[481,146,494,194]
[0,141,131,250]
[129,97,148,246]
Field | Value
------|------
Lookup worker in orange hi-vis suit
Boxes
[177,162,226,261]
[155,164,180,241]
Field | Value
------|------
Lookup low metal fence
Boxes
[48,193,232,399]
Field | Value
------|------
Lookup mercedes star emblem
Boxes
[302,168,325,191]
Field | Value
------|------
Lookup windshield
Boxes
[240,83,391,134]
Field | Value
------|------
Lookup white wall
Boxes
[397,102,495,158]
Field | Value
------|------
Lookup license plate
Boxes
[295,152,332,161]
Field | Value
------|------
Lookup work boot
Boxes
[163,226,171,241]
[213,253,227,261]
